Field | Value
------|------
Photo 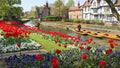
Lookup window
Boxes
[118,7,120,11]
[93,9,98,13]
[94,15,98,19]
[93,2,96,6]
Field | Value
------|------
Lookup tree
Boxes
[29,6,37,19]
[11,7,23,18]
[51,0,64,17]
[0,0,22,20]
[105,0,120,21]
[0,0,10,17]
[66,0,74,9]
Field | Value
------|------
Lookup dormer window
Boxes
[93,2,96,6]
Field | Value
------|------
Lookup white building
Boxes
[83,0,120,23]
[83,0,92,20]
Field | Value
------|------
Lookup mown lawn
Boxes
[29,33,68,51]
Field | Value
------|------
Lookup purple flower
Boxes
[95,49,102,53]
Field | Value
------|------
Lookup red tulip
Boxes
[105,49,112,54]
[99,60,106,67]
[54,40,58,44]
[81,54,87,60]
[56,49,61,54]
[17,43,21,48]
[87,46,92,50]
[64,44,67,48]
[108,39,114,43]
[52,58,58,68]
[35,54,43,61]
[109,43,114,48]
[75,43,78,46]
[58,44,61,47]
[79,45,85,50]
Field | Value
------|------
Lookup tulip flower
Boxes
[55,49,61,54]
[35,54,43,61]
[99,60,106,67]
[81,54,87,60]
[17,43,21,48]
[79,45,85,50]
[52,58,58,68]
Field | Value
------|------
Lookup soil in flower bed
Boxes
[0,59,8,68]
[0,49,48,59]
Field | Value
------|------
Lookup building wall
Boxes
[90,0,120,23]
[69,10,83,19]
[83,6,91,20]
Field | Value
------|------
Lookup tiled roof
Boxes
[115,0,120,6]
[83,0,92,7]
[69,6,83,11]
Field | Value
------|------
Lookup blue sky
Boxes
[21,0,86,12]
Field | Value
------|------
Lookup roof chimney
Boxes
[46,1,48,7]
[78,0,80,8]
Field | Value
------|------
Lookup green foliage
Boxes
[66,0,74,8]
[11,7,23,18]
[64,19,73,22]
[51,0,64,17]
[45,16,62,21]
[0,0,22,19]
[74,19,80,23]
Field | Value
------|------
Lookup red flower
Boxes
[69,42,73,45]
[75,43,78,46]
[54,40,58,44]
[81,54,87,60]
[52,58,58,68]
[109,43,114,48]
[93,42,96,44]
[64,44,67,48]
[105,49,112,54]
[79,45,85,50]
[87,46,92,50]
[58,44,61,47]
[114,43,118,46]
[17,43,21,48]
[56,49,61,54]
[108,39,114,43]
[35,54,43,61]
[99,60,106,67]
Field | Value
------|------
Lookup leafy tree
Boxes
[29,6,37,19]
[66,0,74,9]
[51,0,64,17]
[0,0,22,20]
[11,7,23,18]
[0,0,10,17]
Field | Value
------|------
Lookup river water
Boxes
[25,20,120,46]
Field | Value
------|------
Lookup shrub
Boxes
[45,16,62,21]
[64,19,73,22]
[74,19,80,23]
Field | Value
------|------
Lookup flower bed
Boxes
[0,20,40,53]
[1,20,120,67]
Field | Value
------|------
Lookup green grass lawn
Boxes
[29,33,68,52]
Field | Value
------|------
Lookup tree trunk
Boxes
[105,0,120,21]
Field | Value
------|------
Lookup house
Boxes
[69,2,83,19]
[90,0,120,23]
[36,1,50,20]
[83,0,93,20]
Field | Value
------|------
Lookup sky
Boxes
[21,0,86,12]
